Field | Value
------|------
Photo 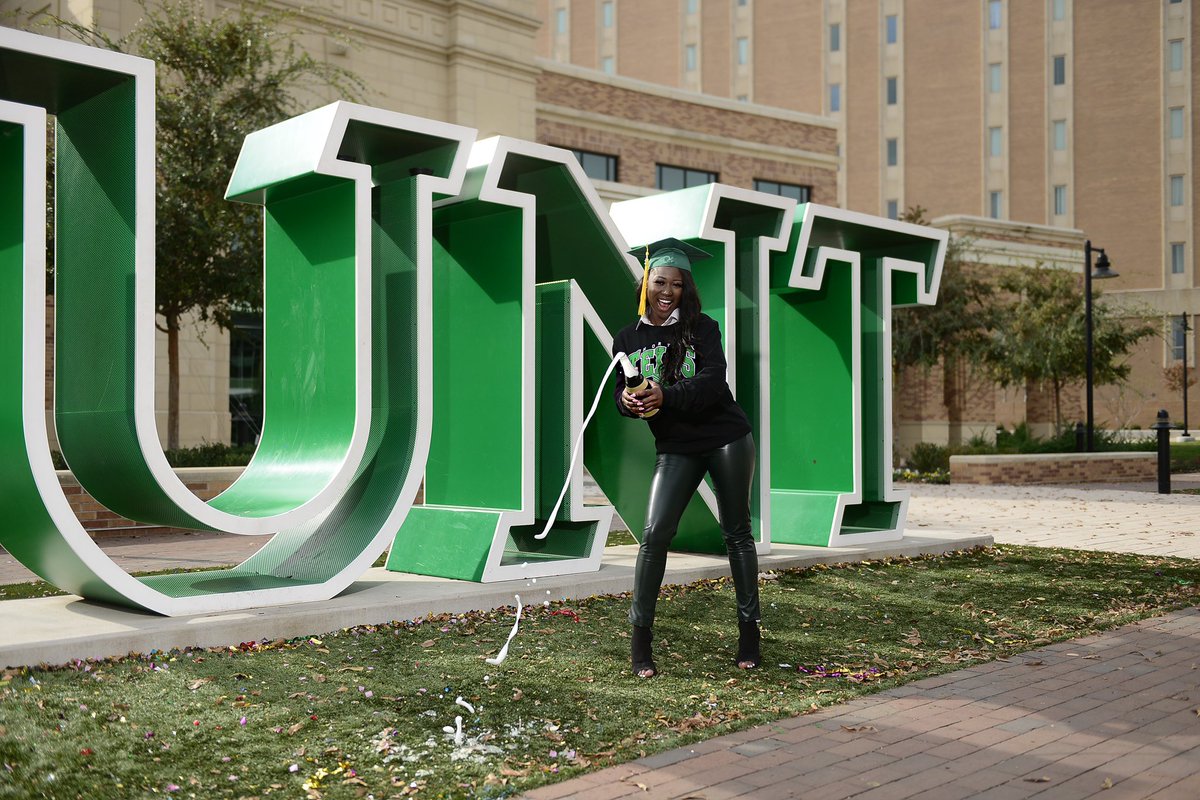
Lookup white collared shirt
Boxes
[637,308,680,328]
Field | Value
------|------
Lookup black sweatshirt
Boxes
[611,313,752,454]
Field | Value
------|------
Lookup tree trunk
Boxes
[1052,378,1062,433]
[942,355,963,447]
[166,312,180,452]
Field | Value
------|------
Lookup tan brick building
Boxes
[4,0,838,447]
[538,0,1194,438]
[12,0,1188,452]
[535,63,836,205]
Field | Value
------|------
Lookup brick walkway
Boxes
[523,607,1200,800]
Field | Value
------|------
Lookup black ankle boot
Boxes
[631,625,657,677]
[736,620,761,669]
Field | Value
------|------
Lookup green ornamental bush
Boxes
[907,442,950,473]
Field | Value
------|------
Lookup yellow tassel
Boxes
[637,245,650,318]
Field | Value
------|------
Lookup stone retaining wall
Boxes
[58,467,431,536]
[949,452,1157,485]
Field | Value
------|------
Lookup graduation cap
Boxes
[628,237,712,317]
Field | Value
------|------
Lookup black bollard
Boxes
[1152,409,1172,495]
[1075,421,1085,452]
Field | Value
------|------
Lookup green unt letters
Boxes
[0,28,945,615]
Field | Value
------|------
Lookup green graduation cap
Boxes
[627,237,712,272]
[628,237,712,317]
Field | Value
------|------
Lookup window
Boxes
[229,312,264,447]
[1053,184,1067,216]
[738,0,748,5]
[737,37,749,65]
[601,56,614,74]
[1171,40,1184,72]
[569,149,618,182]
[736,94,749,102]
[657,164,717,191]
[830,23,841,52]
[988,127,1002,157]
[830,83,841,112]
[989,190,1002,219]
[886,76,898,105]
[754,179,811,202]
[988,63,1002,93]
[1053,55,1066,85]
[685,44,697,71]
[886,200,899,220]
[1171,107,1185,139]
[1171,174,1185,206]
[1171,0,1183,4]
[602,1,613,28]
[886,15,898,44]
[1053,119,1067,150]
[687,0,699,13]
[988,0,1002,29]
[1172,316,1188,361]
[1052,0,1065,21]
[886,138,898,167]
[555,8,567,34]
[1172,242,1186,275]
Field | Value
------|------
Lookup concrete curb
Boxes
[0,531,990,668]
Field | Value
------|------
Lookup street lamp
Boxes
[1084,240,1118,452]
[1181,313,1192,440]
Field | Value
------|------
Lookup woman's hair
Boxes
[635,267,702,384]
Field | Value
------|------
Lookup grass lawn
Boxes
[1172,440,1200,472]
[0,545,1197,800]
[0,568,228,602]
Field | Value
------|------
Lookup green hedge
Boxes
[51,442,256,470]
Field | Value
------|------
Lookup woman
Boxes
[612,237,761,679]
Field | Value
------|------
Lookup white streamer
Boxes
[534,352,625,540]
[455,696,475,714]
[441,715,464,746]
[485,594,523,666]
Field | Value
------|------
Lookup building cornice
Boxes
[445,0,542,33]
[537,58,837,132]
[447,46,540,79]
[930,215,1087,272]
[1102,287,1197,316]
[931,214,1086,250]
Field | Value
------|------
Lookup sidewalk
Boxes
[909,480,1200,559]
[524,608,1200,800]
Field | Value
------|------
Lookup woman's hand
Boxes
[640,380,664,412]
[622,381,664,415]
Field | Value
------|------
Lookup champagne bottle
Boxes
[617,353,658,418]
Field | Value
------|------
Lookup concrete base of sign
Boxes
[0,531,990,668]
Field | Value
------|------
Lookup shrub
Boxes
[164,442,256,467]
[907,442,950,473]
[51,442,254,470]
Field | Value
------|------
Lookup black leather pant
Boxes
[629,433,760,627]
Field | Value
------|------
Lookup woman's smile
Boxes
[648,267,684,325]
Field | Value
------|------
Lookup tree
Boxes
[983,266,1156,431]
[41,0,362,449]
[891,207,997,440]
[1163,363,1196,394]
[892,207,996,369]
